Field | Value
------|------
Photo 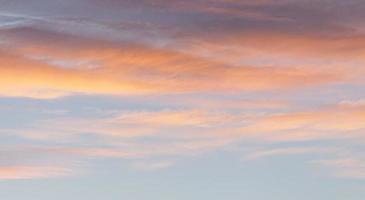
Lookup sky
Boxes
[0,0,365,199]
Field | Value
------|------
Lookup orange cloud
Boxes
[0,52,147,99]
[0,29,346,99]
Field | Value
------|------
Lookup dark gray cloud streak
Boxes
[2,0,365,40]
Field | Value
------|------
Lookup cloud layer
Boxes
[0,0,365,182]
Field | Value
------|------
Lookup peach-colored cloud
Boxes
[113,110,233,127]
[31,137,233,160]
[0,50,153,99]
[1,0,365,183]
[0,29,347,99]
[14,109,236,141]
[0,166,72,180]
[14,102,365,148]
[142,96,291,110]
[4,102,365,179]
[238,105,365,142]
[13,103,365,158]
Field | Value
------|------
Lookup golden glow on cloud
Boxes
[0,36,347,99]
[0,50,151,98]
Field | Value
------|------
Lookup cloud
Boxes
[0,27,349,99]
[14,109,236,140]
[238,104,365,142]
[13,102,365,148]
[245,147,335,160]
[0,166,72,180]
[1,0,365,182]
[184,32,365,73]
[2,101,365,179]
[0,49,151,99]
[131,160,175,171]
[0,146,79,180]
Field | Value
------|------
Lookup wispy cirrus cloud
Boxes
[2,101,363,179]
[0,166,72,180]
[244,147,336,160]
[0,145,80,180]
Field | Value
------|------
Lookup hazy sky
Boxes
[0,0,365,199]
